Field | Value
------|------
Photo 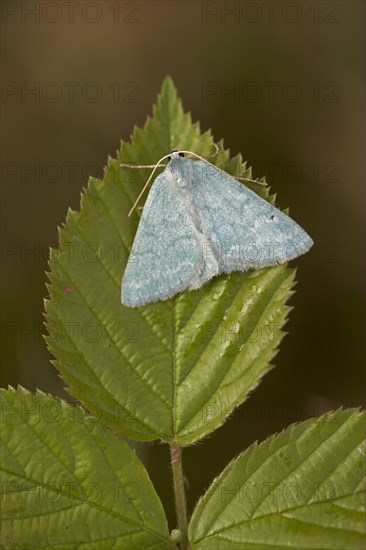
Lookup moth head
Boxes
[168,150,185,161]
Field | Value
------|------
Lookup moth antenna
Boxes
[120,163,167,168]
[178,150,267,188]
[204,142,220,158]
[127,153,172,217]
[236,176,267,187]
[127,148,266,218]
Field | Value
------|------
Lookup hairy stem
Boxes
[170,441,189,549]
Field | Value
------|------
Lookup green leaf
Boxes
[188,408,366,550]
[0,388,173,549]
[45,76,296,445]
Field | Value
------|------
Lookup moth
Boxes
[121,150,313,307]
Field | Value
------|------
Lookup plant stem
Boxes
[170,441,189,549]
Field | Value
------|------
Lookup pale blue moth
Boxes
[121,150,313,308]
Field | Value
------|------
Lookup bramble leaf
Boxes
[45,77,296,445]
[0,387,173,549]
[188,409,366,550]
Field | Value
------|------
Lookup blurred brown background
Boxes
[1,0,365,528]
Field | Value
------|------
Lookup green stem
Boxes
[170,441,189,550]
